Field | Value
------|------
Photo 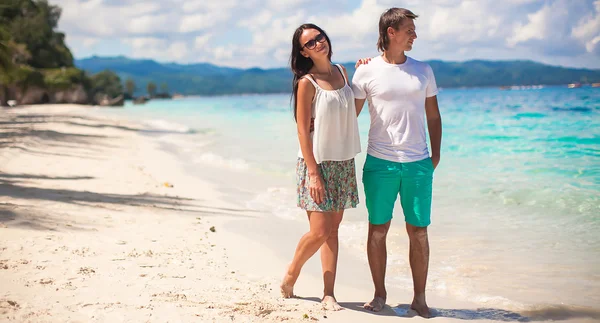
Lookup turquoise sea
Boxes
[98,86,600,310]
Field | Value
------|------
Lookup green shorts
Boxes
[362,154,434,227]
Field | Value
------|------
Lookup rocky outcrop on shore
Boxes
[1,85,124,107]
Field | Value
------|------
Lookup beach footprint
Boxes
[0,299,20,315]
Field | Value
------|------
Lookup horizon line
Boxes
[74,55,600,72]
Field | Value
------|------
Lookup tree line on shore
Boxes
[0,0,168,107]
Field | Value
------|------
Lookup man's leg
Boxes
[364,221,391,311]
[362,155,401,311]
[400,157,434,318]
[320,210,344,310]
[406,223,430,318]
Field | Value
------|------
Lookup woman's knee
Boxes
[313,229,331,241]
[328,225,339,239]
[311,222,333,240]
[327,211,343,238]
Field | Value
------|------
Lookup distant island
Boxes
[2,0,599,106]
[76,56,600,96]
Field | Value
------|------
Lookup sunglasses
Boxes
[302,33,326,50]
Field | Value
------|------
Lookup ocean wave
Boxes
[193,152,251,171]
[513,112,546,119]
[157,134,212,151]
[552,106,593,113]
[245,187,301,220]
[142,119,193,133]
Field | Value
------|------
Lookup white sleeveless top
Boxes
[298,64,361,164]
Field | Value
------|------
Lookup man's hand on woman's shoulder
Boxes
[355,57,372,68]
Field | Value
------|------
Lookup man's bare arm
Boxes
[425,96,442,169]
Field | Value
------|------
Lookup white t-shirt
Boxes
[352,55,438,163]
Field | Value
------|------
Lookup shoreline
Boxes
[1,104,599,322]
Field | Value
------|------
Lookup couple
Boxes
[280,7,442,319]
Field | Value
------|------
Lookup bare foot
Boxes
[280,270,295,298]
[321,295,342,311]
[363,296,386,312]
[411,299,431,318]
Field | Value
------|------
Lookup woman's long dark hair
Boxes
[290,23,332,121]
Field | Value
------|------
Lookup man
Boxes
[351,7,442,318]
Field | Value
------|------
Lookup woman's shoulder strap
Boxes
[301,74,320,89]
[335,64,347,85]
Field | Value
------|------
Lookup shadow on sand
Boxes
[391,303,600,322]
[0,171,259,231]
[0,112,257,232]
[2,114,199,135]
[292,296,600,322]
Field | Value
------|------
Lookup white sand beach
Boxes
[1,104,599,323]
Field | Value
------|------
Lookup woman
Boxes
[280,23,361,311]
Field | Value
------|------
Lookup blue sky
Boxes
[53,0,600,69]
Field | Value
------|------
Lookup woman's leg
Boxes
[281,211,332,298]
[320,210,344,310]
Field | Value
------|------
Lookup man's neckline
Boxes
[379,54,410,66]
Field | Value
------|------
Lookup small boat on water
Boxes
[568,83,582,88]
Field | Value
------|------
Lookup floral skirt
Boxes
[296,158,359,211]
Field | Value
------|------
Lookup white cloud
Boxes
[119,2,162,16]
[505,0,592,56]
[572,0,600,54]
[181,0,238,13]
[167,42,189,60]
[82,38,100,48]
[507,4,557,46]
[266,0,314,11]
[127,37,166,50]
[179,13,230,33]
[123,37,173,61]
[426,2,505,43]
[316,0,384,41]
[194,34,213,50]
[53,0,600,68]
[213,46,235,60]
[128,14,171,34]
[586,36,600,53]
[66,35,100,49]
[238,10,273,28]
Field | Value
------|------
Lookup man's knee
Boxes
[406,224,428,241]
[369,223,391,242]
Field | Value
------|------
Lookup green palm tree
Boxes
[0,27,12,73]
[0,26,14,106]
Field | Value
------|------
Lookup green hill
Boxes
[75,56,600,96]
